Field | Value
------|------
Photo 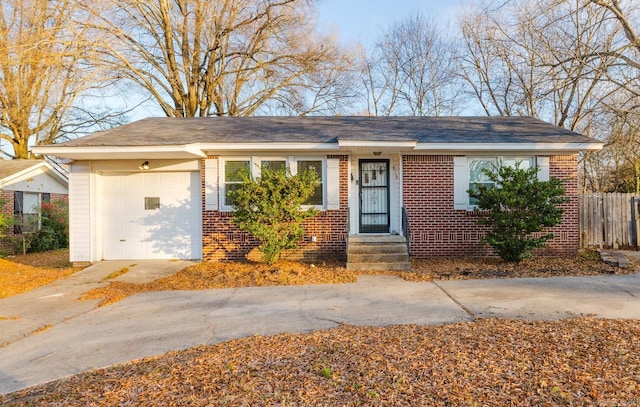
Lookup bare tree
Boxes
[85,0,356,117]
[0,0,117,159]
[362,12,461,116]
[459,0,617,131]
[581,0,640,98]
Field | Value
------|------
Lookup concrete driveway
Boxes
[0,261,639,395]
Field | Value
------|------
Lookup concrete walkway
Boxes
[0,261,639,395]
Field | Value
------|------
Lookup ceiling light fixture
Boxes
[139,161,150,170]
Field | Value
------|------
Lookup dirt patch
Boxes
[404,253,628,281]
[3,317,638,406]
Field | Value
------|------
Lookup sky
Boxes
[314,0,462,45]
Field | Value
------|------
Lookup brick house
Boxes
[33,116,602,266]
[0,160,69,254]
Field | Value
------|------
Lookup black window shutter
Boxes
[13,191,23,234]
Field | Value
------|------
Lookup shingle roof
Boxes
[56,116,598,147]
[0,159,44,181]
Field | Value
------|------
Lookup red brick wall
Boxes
[537,155,579,256]
[201,155,349,262]
[200,153,579,262]
[49,193,68,203]
[0,190,13,253]
[402,154,579,258]
[402,155,490,257]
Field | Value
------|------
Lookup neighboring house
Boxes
[33,116,603,265]
[0,159,69,253]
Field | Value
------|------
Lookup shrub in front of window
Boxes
[31,200,69,252]
[10,199,69,254]
[230,166,319,264]
[468,161,565,262]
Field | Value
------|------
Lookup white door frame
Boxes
[348,153,402,236]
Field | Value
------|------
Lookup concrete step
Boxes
[346,235,410,272]
[347,252,409,263]
[347,243,408,254]
[349,235,406,244]
[347,262,411,271]
[600,250,633,268]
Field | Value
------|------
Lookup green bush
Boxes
[13,199,70,253]
[468,162,566,262]
[0,198,9,239]
[230,166,319,264]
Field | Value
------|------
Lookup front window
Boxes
[468,157,533,206]
[468,159,496,206]
[220,157,326,210]
[13,191,41,234]
[261,160,286,173]
[224,160,250,207]
[297,160,323,206]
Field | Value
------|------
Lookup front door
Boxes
[359,159,390,233]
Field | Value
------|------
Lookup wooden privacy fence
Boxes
[579,193,640,249]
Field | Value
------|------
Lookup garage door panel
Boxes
[102,172,202,260]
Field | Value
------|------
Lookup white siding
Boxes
[1,169,68,194]
[69,162,92,263]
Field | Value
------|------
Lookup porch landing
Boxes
[347,235,410,271]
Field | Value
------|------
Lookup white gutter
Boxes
[197,142,340,151]
[412,142,604,152]
[32,140,604,161]
[338,140,418,148]
[32,145,208,160]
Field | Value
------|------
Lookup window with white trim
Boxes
[223,160,250,207]
[13,191,41,234]
[468,157,532,206]
[455,156,535,209]
[219,157,330,210]
[297,160,323,206]
[261,159,287,172]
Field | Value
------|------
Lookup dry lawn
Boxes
[1,252,639,405]
[81,253,632,307]
[2,317,639,406]
[0,250,81,299]
[81,260,357,306]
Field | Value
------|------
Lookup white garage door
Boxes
[102,172,202,260]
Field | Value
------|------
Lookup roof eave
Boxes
[0,162,45,186]
[412,142,604,153]
[32,145,207,160]
[200,142,340,153]
[0,161,68,188]
[32,140,605,161]
[338,140,418,148]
